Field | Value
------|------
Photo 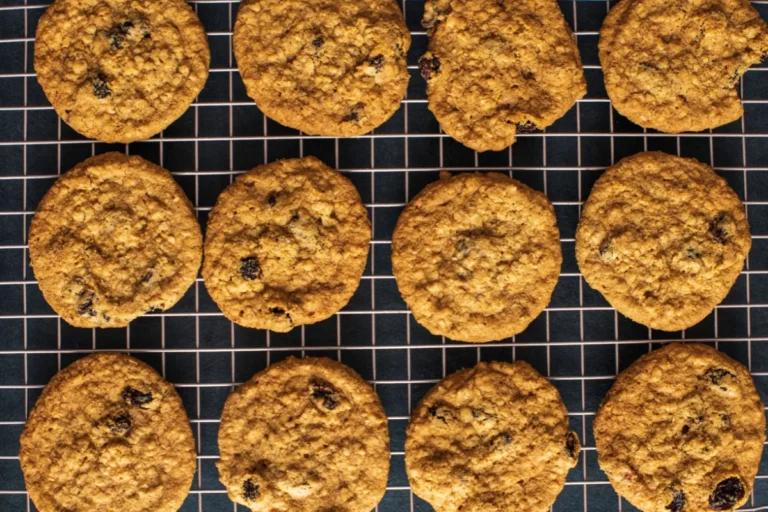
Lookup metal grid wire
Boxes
[3,0,768,510]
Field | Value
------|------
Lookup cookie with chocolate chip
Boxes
[233,0,410,136]
[420,0,586,152]
[28,152,202,328]
[217,356,390,511]
[405,361,580,512]
[576,151,750,331]
[392,171,561,342]
[594,343,765,512]
[19,353,196,512]
[202,157,371,332]
[600,0,768,133]
[34,0,209,143]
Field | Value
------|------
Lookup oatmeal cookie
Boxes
[19,353,197,512]
[202,157,371,332]
[34,0,209,143]
[392,171,561,342]
[217,356,389,511]
[594,343,765,512]
[576,151,750,331]
[28,152,202,328]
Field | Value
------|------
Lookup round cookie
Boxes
[419,0,586,152]
[594,343,765,512]
[35,0,209,143]
[29,152,202,328]
[575,151,750,331]
[405,361,580,512]
[392,171,561,343]
[600,0,768,133]
[233,0,410,136]
[217,356,390,511]
[203,157,371,332]
[19,353,197,512]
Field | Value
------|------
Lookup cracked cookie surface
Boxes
[392,171,561,342]
[202,157,371,332]
[594,343,765,512]
[217,356,389,512]
[34,0,209,143]
[419,0,586,152]
[28,152,202,328]
[575,151,750,331]
[20,353,196,512]
[405,361,580,512]
[600,0,768,133]
[233,0,410,136]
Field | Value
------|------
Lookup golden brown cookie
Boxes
[233,0,410,136]
[576,152,750,331]
[419,0,586,152]
[405,361,580,512]
[202,157,371,332]
[28,152,202,328]
[19,353,197,512]
[217,356,390,511]
[600,0,768,133]
[34,0,210,143]
[594,343,765,512]
[392,171,562,343]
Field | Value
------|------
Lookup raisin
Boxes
[77,290,97,316]
[267,193,277,207]
[107,21,133,49]
[369,55,384,73]
[687,247,701,259]
[419,55,440,81]
[666,490,686,512]
[271,307,285,315]
[682,424,690,434]
[704,368,735,389]
[709,478,745,510]
[311,379,340,410]
[92,73,111,98]
[428,404,452,423]
[565,431,579,460]
[516,121,538,134]
[599,240,613,258]
[312,37,324,48]
[709,213,730,244]
[121,387,153,408]
[108,414,132,435]
[342,110,359,122]
[243,479,260,501]
[240,257,262,280]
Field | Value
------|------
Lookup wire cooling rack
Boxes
[3,0,768,511]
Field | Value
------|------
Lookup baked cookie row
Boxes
[28,151,750,339]
[36,0,765,148]
[34,0,412,143]
[20,343,762,512]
